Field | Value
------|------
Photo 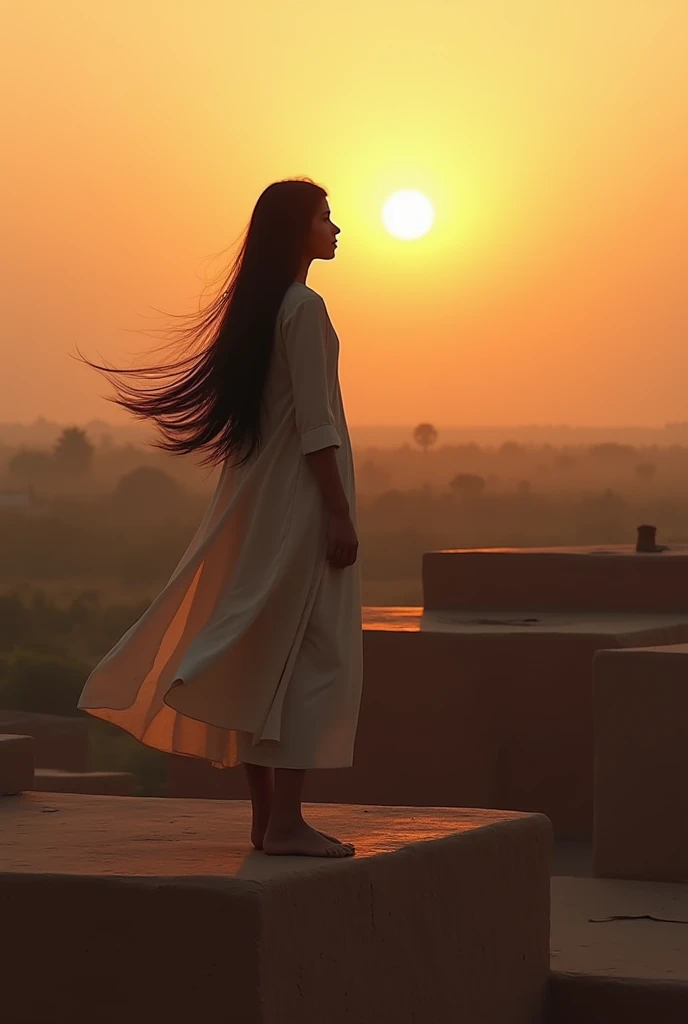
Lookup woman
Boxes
[77,178,362,858]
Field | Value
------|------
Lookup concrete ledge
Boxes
[593,645,688,881]
[32,769,136,796]
[549,871,688,1023]
[0,733,34,795]
[423,545,688,612]
[548,974,688,1024]
[0,795,552,1024]
[0,711,88,771]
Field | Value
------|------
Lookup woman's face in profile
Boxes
[305,198,340,261]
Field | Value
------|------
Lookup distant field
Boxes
[0,575,423,608]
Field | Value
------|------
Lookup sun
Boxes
[381,190,435,240]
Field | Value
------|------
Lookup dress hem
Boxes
[78,698,355,771]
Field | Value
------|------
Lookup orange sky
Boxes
[3,0,687,427]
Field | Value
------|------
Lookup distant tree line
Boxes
[8,427,95,489]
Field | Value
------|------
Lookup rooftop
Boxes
[362,606,688,634]
[4,794,686,992]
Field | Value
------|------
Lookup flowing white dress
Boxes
[78,282,363,770]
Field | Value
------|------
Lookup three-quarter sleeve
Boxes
[282,295,342,455]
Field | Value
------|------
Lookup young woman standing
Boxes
[78,179,362,858]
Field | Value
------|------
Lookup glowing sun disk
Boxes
[382,190,435,240]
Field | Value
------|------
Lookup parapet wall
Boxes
[423,546,688,612]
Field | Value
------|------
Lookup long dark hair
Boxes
[77,177,327,468]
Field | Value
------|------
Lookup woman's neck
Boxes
[294,256,312,285]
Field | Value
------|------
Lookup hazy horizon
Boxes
[6,413,688,425]
[5,416,688,454]
[4,416,688,430]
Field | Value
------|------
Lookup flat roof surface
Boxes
[362,606,688,634]
[0,793,531,881]
[429,544,688,557]
[552,843,688,982]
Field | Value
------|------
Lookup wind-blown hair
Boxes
[77,178,327,468]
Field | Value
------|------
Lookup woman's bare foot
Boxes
[251,821,342,851]
[262,820,355,858]
[252,827,344,851]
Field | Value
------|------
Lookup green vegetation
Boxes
[0,648,89,716]
[0,589,167,796]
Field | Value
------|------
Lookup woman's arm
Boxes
[306,446,358,568]
[304,445,349,515]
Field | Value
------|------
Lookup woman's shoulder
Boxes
[282,282,325,309]
[280,283,328,327]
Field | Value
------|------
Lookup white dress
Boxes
[77,283,363,770]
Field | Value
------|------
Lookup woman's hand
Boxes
[326,509,359,568]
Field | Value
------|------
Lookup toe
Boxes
[320,832,342,845]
